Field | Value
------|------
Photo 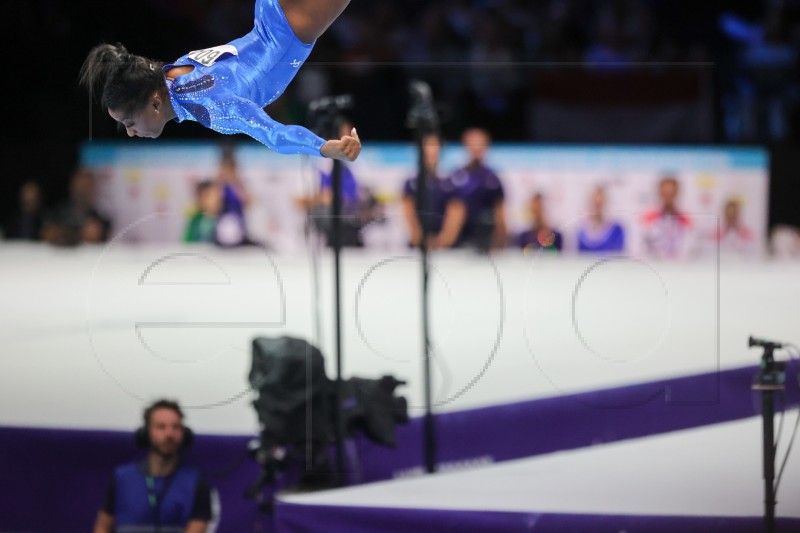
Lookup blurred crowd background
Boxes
[3,0,800,253]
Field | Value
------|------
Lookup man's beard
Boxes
[151,439,180,457]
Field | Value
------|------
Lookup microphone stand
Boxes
[750,337,786,533]
[407,81,439,474]
[309,96,352,487]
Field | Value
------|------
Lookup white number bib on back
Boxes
[186,45,239,67]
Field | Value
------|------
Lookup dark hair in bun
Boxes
[79,42,166,115]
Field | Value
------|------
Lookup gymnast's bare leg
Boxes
[279,0,352,44]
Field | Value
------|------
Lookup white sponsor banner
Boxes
[81,142,769,258]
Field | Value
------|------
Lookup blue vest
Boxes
[113,462,201,533]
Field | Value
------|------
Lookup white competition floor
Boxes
[1,243,799,434]
[280,416,800,519]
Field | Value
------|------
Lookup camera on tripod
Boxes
[244,336,408,510]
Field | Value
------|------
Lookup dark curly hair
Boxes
[79,42,167,115]
[143,399,184,428]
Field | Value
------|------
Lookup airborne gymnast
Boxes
[80,0,360,161]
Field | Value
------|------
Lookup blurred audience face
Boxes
[422,133,441,174]
[147,407,185,457]
[70,168,96,206]
[531,194,546,226]
[658,177,679,212]
[590,186,606,220]
[462,128,491,163]
[19,181,42,213]
[81,217,106,243]
[217,154,239,183]
[724,199,741,228]
[198,183,223,216]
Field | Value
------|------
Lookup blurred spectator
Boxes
[770,224,800,258]
[720,5,800,141]
[516,193,563,253]
[640,175,694,259]
[319,167,359,209]
[711,197,755,256]
[400,4,468,99]
[82,213,110,244]
[584,0,654,68]
[401,133,464,248]
[577,185,625,253]
[448,128,507,252]
[42,168,110,246]
[4,180,44,241]
[469,12,520,122]
[333,8,408,139]
[584,2,634,67]
[215,147,251,247]
[298,164,364,247]
[297,121,381,247]
[184,181,222,244]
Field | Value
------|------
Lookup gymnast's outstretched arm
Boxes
[279,0,352,43]
[218,91,361,160]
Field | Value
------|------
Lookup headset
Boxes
[134,400,194,451]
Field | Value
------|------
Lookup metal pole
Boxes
[414,130,436,474]
[762,388,776,533]
[406,80,440,475]
[307,96,353,489]
[330,129,346,487]
[751,342,784,533]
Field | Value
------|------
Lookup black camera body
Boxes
[246,336,408,503]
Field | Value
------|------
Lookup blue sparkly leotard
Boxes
[162,0,325,156]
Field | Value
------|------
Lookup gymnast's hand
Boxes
[321,128,361,161]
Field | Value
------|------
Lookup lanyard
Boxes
[145,470,178,532]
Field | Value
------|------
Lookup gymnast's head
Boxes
[79,43,170,139]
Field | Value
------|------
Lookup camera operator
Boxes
[93,400,214,533]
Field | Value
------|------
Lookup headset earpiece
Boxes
[181,427,194,450]
[134,426,150,449]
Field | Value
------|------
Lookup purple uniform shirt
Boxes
[402,173,457,236]
[448,163,505,246]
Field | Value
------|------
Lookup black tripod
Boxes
[407,80,439,474]
[750,336,787,533]
[309,94,353,487]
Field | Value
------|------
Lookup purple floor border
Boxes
[1,362,797,532]
[350,361,800,482]
[274,502,800,533]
